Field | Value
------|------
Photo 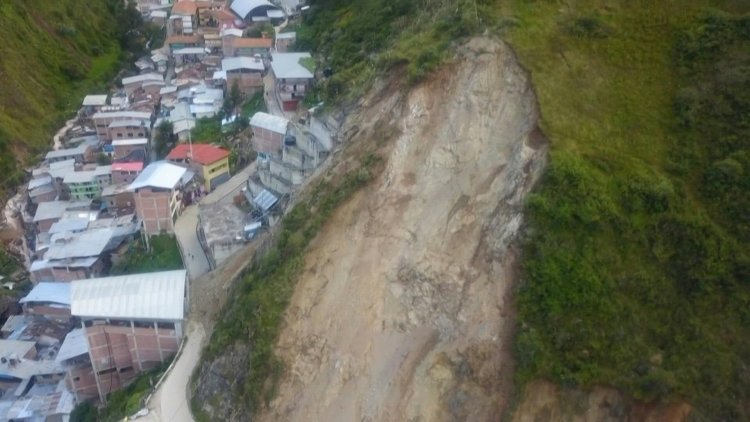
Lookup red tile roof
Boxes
[112,162,144,172]
[167,144,230,165]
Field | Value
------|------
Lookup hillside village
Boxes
[0,0,334,419]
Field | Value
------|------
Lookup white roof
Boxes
[55,329,88,363]
[190,104,218,114]
[129,161,188,190]
[48,217,89,234]
[45,224,137,260]
[271,52,314,79]
[71,270,187,320]
[231,0,278,19]
[0,340,36,360]
[45,140,98,160]
[212,70,227,80]
[112,138,148,147]
[82,94,108,107]
[222,56,264,72]
[150,10,168,18]
[250,111,289,134]
[267,9,283,18]
[62,166,111,184]
[220,28,244,38]
[122,73,164,86]
[19,283,71,306]
[173,47,208,55]
[92,110,152,120]
[108,119,148,128]
[33,201,92,222]
[276,31,296,40]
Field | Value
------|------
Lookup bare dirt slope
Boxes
[261,37,547,421]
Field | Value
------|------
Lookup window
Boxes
[133,320,152,329]
[73,376,80,382]
[127,132,133,137]
[157,322,175,330]
[97,368,116,376]
[119,366,134,373]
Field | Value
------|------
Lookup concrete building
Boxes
[129,161,190,235]
[165,34,204,53]
[275,31,296,52]
[270,52,315,111]
[121,73,164,96]
[62,166,112,200]
[225,37,273,57]
[111,162,144,185]
[70,270,188,402]
[57,328,99,402]
[198,202,248,267]
[112,138,149,161]
[33,200,93,234]
[45,139,99,164]
[92,111,152,142]
[166,144,231,192]
[19,282,71,322]
[108,119,150,142]
[249,112,289,157]
[222,56,265,94]
[79,94,109,123]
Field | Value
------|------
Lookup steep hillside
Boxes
[0,0,147,191]
[190,0,750,420]
[193,37,546,420]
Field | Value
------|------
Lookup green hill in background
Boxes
[0,0,151,192]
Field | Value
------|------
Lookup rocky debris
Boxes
[193,36,549,421]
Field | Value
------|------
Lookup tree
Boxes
[97,153,111,165]
[153,120,175,159]
[223,81,243,117]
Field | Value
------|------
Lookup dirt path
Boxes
[259,38,548,421]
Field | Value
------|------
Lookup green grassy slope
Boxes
[505,1,750,418]
[0,0,149,191]
[196,0,749,418]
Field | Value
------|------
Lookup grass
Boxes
[193,153,381,417]
[0,0,157,195]
[501,1,750,418]
[110,234,184,275]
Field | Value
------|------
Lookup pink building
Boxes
[69,270,188,403]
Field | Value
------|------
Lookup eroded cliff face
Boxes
[259,37,547,421]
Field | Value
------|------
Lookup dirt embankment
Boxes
[259,37,547,421]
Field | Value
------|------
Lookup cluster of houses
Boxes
[0,0,338,416]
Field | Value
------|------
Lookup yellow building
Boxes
[167,144,231,192]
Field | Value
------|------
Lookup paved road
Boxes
[141,323,206,422]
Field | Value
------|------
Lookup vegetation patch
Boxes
[0,0,160,195]
[195,153,381,415]
[295,0,486,102]
[71,359,172,422]
[111,234,183,275]
[505,1,750,418]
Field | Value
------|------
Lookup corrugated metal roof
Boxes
[91,111,152,120]
[112,138,148,147]
[254,189,278,212]
[222,56,264,72]
[250,112,289,134]
[82,94,108,107]
[33,201,92,223]
[271,52,314,79]
[129,161,188,190]
[55,328,87,363]
[19,283,71,306]
[276,31,296,39]
[121,73,163,86]
[230,0,278,19]
[71,270,187,321]
[45,140,98,160]
[48,218,89,235]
